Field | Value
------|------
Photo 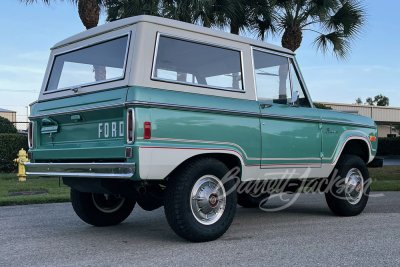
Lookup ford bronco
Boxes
[25,15,380,242]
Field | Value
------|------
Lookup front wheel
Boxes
[325,154,370,216]
[70,189,136,226]
[164,158,237,242]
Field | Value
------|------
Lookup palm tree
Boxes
[250,0,366,60]
[21,0,107,80]
[106,0,161,21]
[20,0,106,29]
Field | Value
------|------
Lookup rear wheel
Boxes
[164,158,237,242]
[70,188,136,226]
[325,154,370,216]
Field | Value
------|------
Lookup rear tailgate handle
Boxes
[41,117,59,134]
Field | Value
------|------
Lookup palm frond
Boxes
[312,30,351,60]
[324,0,366,40]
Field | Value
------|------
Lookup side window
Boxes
[289,59,311,108]
[253,50,291,104]
[153,35,243,90]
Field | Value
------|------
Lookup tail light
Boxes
[144,122,151,139]
[127,108,135,144]
[28,121,34,149]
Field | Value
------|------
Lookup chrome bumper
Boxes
[24,162,135,179]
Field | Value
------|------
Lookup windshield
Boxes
[46,35,129,92]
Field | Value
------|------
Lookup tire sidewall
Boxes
[326,155,370,216]
[184,162,237,234]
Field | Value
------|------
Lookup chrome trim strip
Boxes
[127,108,135,144]
[28,121,34,149]
[322,119,376,129]
[29,102,124,119]
[126,100,260,117]
[252,47,295,59]
[127,100,376,128]
[44,32,131,94]
[29,99,376,128]
[151,32,246,93]
[261,113,321,123]
[24,162,135,179]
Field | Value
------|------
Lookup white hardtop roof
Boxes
[52,15,294,55]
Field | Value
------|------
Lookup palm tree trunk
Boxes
[78,0,100,30]
[281,27,303,52]
[78,0,106,82]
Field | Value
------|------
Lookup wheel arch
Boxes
[339,138,371,164]
[167,152,243,180]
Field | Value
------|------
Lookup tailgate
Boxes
[30,88,128,160]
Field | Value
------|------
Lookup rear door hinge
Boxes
[320,152,324,158]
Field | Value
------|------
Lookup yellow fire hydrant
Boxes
[13,149,30,182]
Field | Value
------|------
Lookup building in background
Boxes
[321,102,400,137]
[0,108,16,122]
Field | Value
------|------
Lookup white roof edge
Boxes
[51,15,294,55]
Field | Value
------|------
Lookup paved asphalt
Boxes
[1,192,399,267]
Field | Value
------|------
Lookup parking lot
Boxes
[1,192,399,266]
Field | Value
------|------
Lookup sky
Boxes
[0,0,399,121]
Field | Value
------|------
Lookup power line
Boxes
[0,89,38,93]
[0,105,30,106]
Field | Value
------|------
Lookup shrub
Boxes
[0,117,18,134]
[313,102,332,110]
[0,134,29,173]
[377,138,400,156]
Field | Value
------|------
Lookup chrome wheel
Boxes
[92,194,126,213]
[190,175,226,225]
[344,168,364,205]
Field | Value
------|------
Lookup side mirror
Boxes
[289,91,299,106]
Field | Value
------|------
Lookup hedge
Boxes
[377,138,400,156]
[0,117,18,134]
[0,134,29,173]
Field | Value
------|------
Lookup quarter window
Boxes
[253,50,311,107]
[153,35,243,90]
[46,35,129,92]
[253,50,291,104]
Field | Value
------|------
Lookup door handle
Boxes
[260,104,272,109]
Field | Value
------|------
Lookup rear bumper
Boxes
[24,162,135,179]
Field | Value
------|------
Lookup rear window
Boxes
[152,35,244,91]
[46,35,130,92]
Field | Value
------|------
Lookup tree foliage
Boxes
[357,95,389,106]
[313,102,332,110]
[105,0,366,60]
[355,97,362,105]
[0,117,18,134]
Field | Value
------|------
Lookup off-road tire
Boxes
[70,188,136,226]
[325,154,370,216]
[164,157,237,242]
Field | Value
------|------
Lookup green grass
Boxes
[0,174,70,206]
[0,166,399,206]
[369,166,400,191]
